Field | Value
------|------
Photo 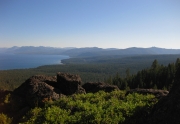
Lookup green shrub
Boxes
[0,113,12,124]
[4,94,11,104]
[21,91,157,124]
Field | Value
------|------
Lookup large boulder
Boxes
[82,82,119,93]
[126,88,169,99]
[13,75,61,107]
[57,72,86,95]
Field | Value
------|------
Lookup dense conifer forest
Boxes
[105,58,180,91]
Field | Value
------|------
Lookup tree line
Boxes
[105,58,180,91]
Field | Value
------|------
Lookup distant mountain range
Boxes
[1,46,180,57]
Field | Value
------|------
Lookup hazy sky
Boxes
[0,0,180,48]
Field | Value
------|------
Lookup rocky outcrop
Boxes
[12,73,120,108]
[126,88,169,99]
[13,75,61,107]
[82,82,119,93]
[12,73,86,108]
[57,72,86,95]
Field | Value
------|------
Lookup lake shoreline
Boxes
[0,54,69,70]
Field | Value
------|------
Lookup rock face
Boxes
[57,72,86,95]
[126,88,169,99]
[82,82,119,93]
[13,75,60,107]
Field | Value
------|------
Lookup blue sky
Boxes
[0,0,180,48]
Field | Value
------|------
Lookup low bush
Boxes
[20,90,157,124]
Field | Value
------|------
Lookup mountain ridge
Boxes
[1,46,180,57]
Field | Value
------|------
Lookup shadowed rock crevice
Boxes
[82,82,119,93]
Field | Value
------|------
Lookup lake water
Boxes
[0,53,69,70]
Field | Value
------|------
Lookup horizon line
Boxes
[0,46,178,50]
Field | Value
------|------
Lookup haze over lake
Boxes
[0,54,69,70]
